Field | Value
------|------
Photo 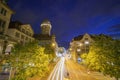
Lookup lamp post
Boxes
[76,48,81,63]
[84,41,89,53]
[77,48,81,57]
[69,48,72,54]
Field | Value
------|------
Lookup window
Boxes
[31,39,33,42]
[29,39,31,42]
[29,33,32,36]
[85,38,88,40]
[26,37,28,40]
[1,8,7,16]
[0,19,6,33]
[28,32,31,36]
[22,29,25,33]
[26,31,28,35]
[15,32,20,38]
[21,35,25,40]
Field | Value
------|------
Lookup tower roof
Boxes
[40,19,51,28]
[42,19,51,24]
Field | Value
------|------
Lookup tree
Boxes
[10,41,49,80]
[83,34,120,80]
[43,44,56,62]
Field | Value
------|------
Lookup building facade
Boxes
[0,1,35,77]
[0,0,14,54]
[41,19,52,35]
[69,33,94,61]
[1,21,34,54]
[7,21,34,44]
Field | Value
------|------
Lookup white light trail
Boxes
[48,57,65,80]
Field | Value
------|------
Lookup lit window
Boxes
[84,41,89,44]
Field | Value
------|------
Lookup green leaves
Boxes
[10,41,49,79]
[83,35,120,79]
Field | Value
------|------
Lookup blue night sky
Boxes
[8,0,120,48]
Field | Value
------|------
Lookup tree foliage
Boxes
[10,41,49,80]
[83,34,120,80]
[43,44,56,62]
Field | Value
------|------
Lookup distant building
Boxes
[69,33,94,61]
[0,0,14,54]
[7,21,34,44]
[0,21,34,55]
[41,19,52,35]
[34,19,58,54]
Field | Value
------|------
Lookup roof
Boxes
[72,34,113,44]
[73,33,98,41]
[21,24,34,33]
[40,19,52,28]
[34,34,53,40]
[9,21,23,29]
[74,35,83,41]
[41,19,51,24]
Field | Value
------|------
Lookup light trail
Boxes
[60,57,65,80]
[48,57,65,80]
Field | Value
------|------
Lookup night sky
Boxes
[8,0,120,48]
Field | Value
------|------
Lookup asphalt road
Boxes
[64,59,114,80]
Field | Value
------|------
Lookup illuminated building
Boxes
[41,19,52,35]
[0,0,14,54]
[7,21,34,44]
[4,21,35,54]
[69,33,94,61]
[34,19,58,54]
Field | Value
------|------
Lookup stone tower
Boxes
[40,19,52,35]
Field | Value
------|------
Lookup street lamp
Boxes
[69,48,72,51]
[52,43,55,47]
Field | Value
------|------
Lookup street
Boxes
[48,56,114,80]
[65,59,114,80]
[48,57,65,80]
